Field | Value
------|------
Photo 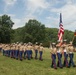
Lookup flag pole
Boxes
[72,30,76,44]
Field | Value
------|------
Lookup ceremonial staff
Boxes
[72,30,76,44]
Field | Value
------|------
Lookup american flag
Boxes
[58,13,64,42]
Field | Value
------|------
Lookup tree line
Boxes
[0,14,75,47]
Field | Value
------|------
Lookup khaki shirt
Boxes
[34,45,39,50]
[57,47,63,54]
[50,47,57,54]
[15,45,19,50]
[39,46,44,51]
[19,45,24,51]
[27,45,32,51]
[68,46,74,53]
[23,45,27,52]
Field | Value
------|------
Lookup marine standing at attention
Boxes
[27,42,32,60]
[23,43,27,59]
[34,42,39,59]
[15,44,19,60]
[39,43,44,61]
[50,43,57,69]
[68,41,76,67]
[56,42,63,68]
[19,43,24,61]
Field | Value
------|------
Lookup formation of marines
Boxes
[0,42,44,61]
[0,40,76,69]
[50,40,76,69]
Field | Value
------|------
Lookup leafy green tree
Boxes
[43,28,58,47]
[63,30,73,43]
[45,28,58,42]
[0,14,14,43]
[23,19,46,43]
[11,27,24,43]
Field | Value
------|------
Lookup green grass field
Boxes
[0,48,76,75]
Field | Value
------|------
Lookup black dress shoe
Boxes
[54,67,57,69]
[73,65,76,67]
[16,58,18,60]
[60,67,63,69]
[68,66,70,68]
[20,59,22,61]
[51,65,53,68]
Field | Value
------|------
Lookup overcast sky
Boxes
[0,0,76,31]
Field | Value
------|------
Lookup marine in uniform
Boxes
[39,43,44,61]
[19,43,24,61]
[30,43,33,59]
[7,44,11,57]
[27,42,32,60]
[50,43,57,69]
[56,42,63,68]
[23,43,27,59]
[13,44,16,59]
[34,42,39,59]
[68,42,76,67]
[62,40,69,67]
[10,44,13,58]
[15,44,19,60]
